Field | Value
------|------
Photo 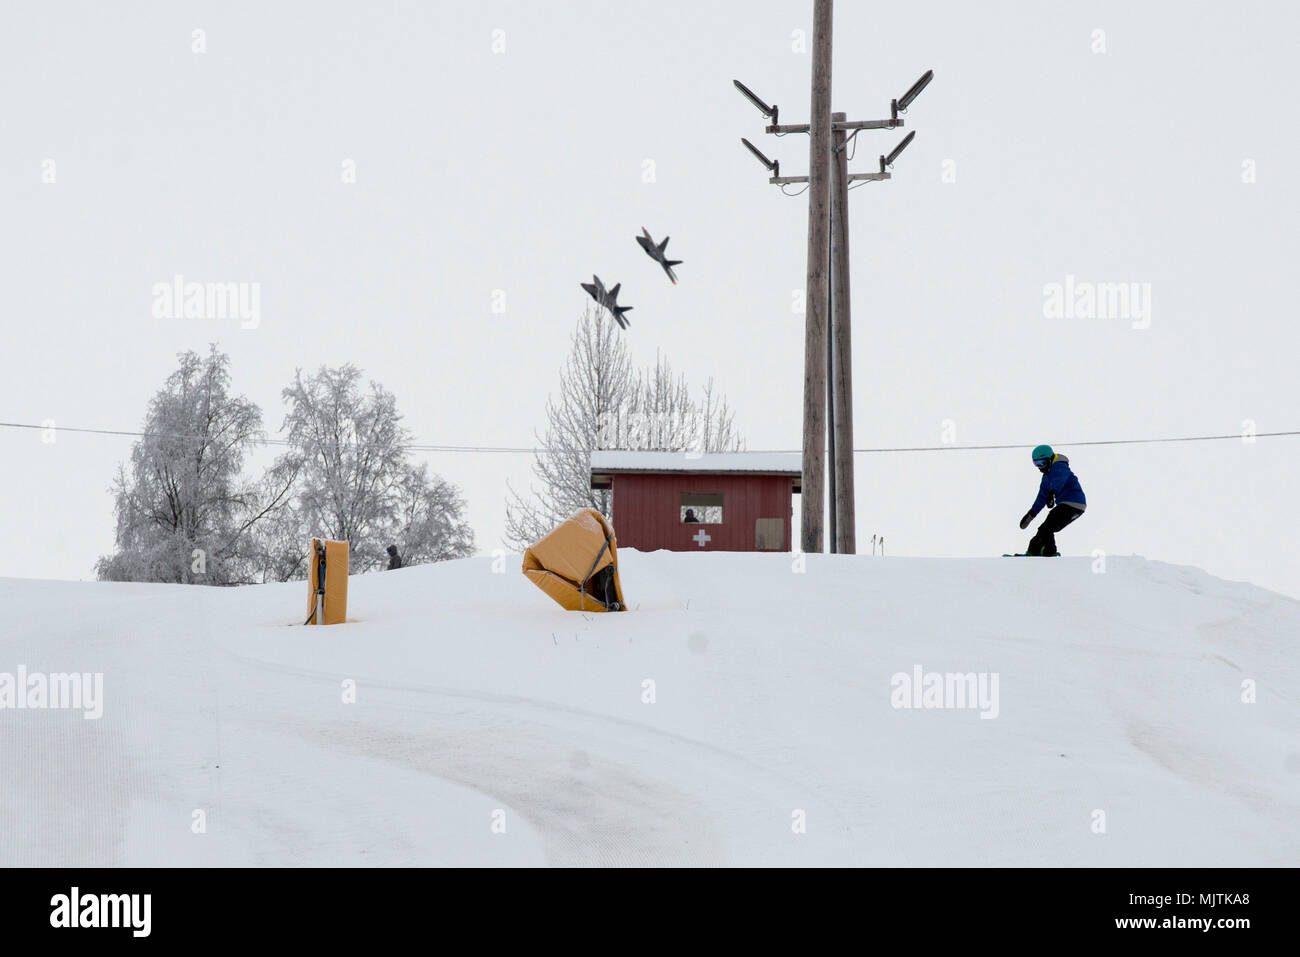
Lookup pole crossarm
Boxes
[771,171,889,186]
[766,118,902,135]
[769,170,894,184]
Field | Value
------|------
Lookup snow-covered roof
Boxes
[590,450,801,477]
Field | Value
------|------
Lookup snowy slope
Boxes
[1,553,1297,867]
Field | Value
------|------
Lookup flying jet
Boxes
[580,275,633,329]
[635,227,683,284]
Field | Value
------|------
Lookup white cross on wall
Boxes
[692,528,711,548]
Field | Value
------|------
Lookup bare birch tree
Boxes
[503,308,744,549]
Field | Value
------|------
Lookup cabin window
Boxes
[680,492,723,524]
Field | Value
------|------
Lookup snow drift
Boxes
[1,552,1297,866]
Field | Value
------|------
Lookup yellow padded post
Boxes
[305,538,349,625]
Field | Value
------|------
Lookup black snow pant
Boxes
[1027,504,1084,556]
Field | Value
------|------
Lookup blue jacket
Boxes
[1030,454,1086,516]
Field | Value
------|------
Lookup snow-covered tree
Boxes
[503,308,744,549]
[624,351,742,455]
[692,376,742,459]
[96,346,291,584]
[243,455,310,583]
[384,463,476,565]
[279,364,474,573]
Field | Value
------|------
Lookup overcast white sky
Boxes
[2,1,1297,598]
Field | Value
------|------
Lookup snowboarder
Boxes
[1018,445,1086,556]
[385,544,403,570]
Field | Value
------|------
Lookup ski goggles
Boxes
[1033,458,1053,469]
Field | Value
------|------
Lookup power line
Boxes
[848,432,1300,453]
[1,420,1296,455]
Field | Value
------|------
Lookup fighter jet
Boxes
[580,275,633,329]
[635,227,683,284]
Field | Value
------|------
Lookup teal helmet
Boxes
[1031,444,1054,467]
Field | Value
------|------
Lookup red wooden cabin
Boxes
[590,452,802,552]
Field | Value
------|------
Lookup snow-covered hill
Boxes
[2,552,1297,866]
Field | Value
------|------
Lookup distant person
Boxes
[1018,445,1086,556]
[683,508,699,523]
[385,544,403,570]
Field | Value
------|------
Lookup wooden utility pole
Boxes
[826,127,837,553]
[735,22,931,558]
[830,111,856,553]
[801,0,833,555]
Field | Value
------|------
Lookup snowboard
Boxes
[1002,553,1059,557]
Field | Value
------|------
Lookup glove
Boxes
[1046,491,1056,508]
[1019,511,1034,530]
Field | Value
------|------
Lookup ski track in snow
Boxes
[203,636,855,865]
